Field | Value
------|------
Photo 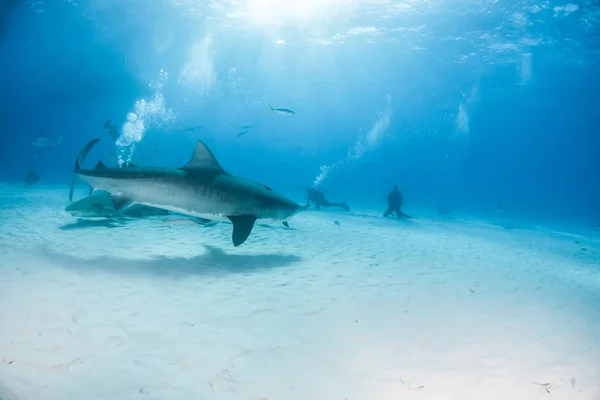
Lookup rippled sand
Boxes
[1,184,599,400]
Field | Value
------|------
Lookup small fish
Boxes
[236,125,253,138]
[31,136,62,147]
[269,104,296,115]
[532,381,553,393]
[183,126,203,132]
[104,120,119,140]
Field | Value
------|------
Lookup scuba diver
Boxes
[305,187,350,212]
[24,169,40,185]
[24,151,40,186]
[384,185,412,219]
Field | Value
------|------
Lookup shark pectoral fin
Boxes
[227,215,258,246]
[282,221,290,228]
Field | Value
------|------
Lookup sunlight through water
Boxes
[226,0,357,27]
[178,34,217,95]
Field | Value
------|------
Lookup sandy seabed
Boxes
[1,184,599,400]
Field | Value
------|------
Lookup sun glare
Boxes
[229,0,357,27]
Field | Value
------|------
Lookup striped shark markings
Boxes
[68,139,302,246]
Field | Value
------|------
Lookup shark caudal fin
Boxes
[69,138,101,201]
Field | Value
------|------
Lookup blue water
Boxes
[1,0,598,227]
[2,3,600,399]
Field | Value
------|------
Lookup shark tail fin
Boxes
[74,138,101,171]
[268,104,274,111]
[69,138,101,201]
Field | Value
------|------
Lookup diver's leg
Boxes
[328,202,349,211]
[317,200,335,209]
[384,207,392,217]
[395,207,403,218]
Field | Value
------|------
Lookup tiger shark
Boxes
[69,138,302,246]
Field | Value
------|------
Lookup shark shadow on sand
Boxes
[41,245,302,278]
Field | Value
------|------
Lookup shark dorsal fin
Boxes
[94,160,107,169]
[181,141,225,172]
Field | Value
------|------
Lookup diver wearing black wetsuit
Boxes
[305,188,350,211]
[24,169,40,185]
[384,185,411,218]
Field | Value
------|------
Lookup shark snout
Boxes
[283,200,303,219]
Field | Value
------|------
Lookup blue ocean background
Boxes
[1,0,599,226]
